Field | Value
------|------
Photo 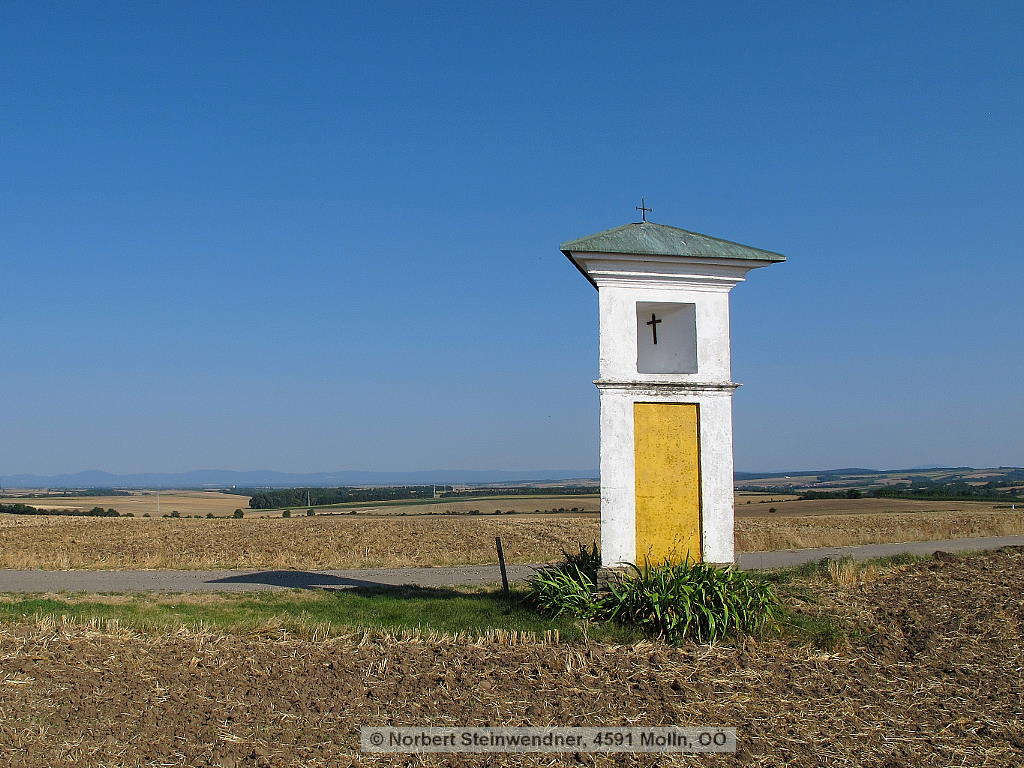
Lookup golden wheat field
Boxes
[733,509,1024,552]
[0,514,594,570]
[0,505,1021,570]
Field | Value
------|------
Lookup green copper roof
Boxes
[560,221,786,262]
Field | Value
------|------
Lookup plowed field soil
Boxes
[1,548,1021,767]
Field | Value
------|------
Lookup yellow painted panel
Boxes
[634,402,701,564]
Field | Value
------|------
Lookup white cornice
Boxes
[571,251,775,291]
[594,380,741,396]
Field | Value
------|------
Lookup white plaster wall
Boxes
[696,392,735,565]
[598,389,636,567]
[600,286,731,383]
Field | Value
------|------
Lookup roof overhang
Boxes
[560,221,785,291]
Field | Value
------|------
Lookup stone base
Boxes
[596,566,628,591]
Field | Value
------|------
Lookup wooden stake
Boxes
[495,536,510,596]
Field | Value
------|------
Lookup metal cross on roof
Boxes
[635,197,653,222]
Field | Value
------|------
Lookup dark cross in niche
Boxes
[646,313,662,344]
[636,197,653,222]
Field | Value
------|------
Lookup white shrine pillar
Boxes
[561,219,784,568]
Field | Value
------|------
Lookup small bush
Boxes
[605,561,780,644]
[233,509,244,519]
[306,509,315,516]
[88,506,120,517]
[206,513,215,519]
[525,547,780,645]
[282,509,291,518]
[524,543,602,619]
[142,513,150,518]
[169,511,180,518]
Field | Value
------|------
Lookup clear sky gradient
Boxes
[2,2,1021,475]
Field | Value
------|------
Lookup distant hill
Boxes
[734,468,883,480]
[734,466,1024,494]
[0,468,600,490]
[734,466,982,480]
[5,465,1019,491]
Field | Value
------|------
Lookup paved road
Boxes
[1,535,1021,593]
[736,534,1024,570]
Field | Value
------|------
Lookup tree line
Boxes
[242,484,601,510]
[0,503,123,517]
[244,486,435,509]
[800,480,1021,502]
[436,486,599,498]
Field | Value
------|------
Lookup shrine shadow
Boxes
[205,570,514,600]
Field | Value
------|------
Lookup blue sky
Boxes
[2,1,1021,475]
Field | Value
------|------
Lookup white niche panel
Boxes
[636,301,698,374]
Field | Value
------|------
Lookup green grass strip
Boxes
[0,586,640,643]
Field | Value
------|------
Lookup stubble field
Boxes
[0,490,249,517]
[0,491,599,517]
[0,501,1021,570]
[0,514,592,570]
[736,497,1006,517]
[1,547,1021,767]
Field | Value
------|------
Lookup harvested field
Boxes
[0,548,1021,767]
[734,492,801,504]
[735,497,1005,517]
[735,508,1024,552]
[5,489,995,520]
[250,494,601,517]
[0,490,250,517]
[0,514,597,570]
[1,506,1023,569]
[1,490,599,517]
